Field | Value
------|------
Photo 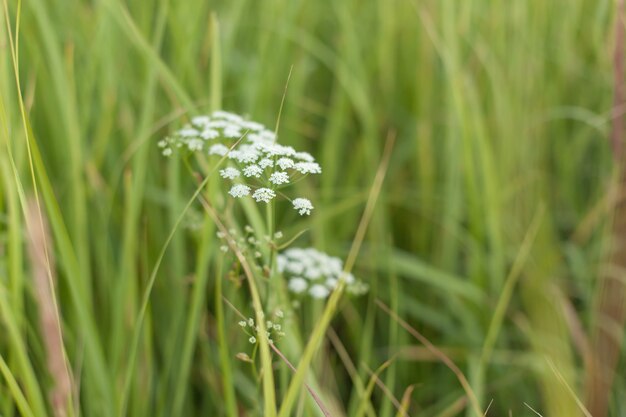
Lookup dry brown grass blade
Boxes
[376,299,482,417]
[25,198,73,417]
[362,361,410,417]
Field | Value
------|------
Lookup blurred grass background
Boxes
[0,0,623,416]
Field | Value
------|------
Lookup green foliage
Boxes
[0,0,619,416]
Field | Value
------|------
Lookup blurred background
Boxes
[1,0,624,416]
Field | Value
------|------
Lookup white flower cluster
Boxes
[160,111,320,216]
[158,110,276,156]
[238,309,286,345]
[277,248,369,299]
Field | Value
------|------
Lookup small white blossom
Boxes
[162,148,173,156]
[179,127,199,138]
[247,318,254,327]
[223,126,242,138]
[249,336,257,344]
[275,309,284,318]
[286,261,305,275]
[240,120,265,131]
[229,184,251,198]
[259,158,274,168]
[243,165,264,178]
[295,151,315,162]
[292,198,313,215]
[279,248,367,298]
[288,277,308,294]
[294,162,322,174]
[187,139,204,152]
[220,245,229,253]
[233,149,259,164]
[309,285,330,299]
[276,157,295,170]
[340,272,355,284]
[192,116,211,126]
[252,188,276,203]
[269,171,290,185]
[238,321,247,327]
[200,129,219,140]
[220,167,241,179]
[208,144,229,156]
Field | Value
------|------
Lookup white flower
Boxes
[162,148,173,156]
[258,143,296,158]
[340,272,355,284]
[304,267,321,280]
[252,188,276,203]
[220,167,241,179]
[286,261,305,275]
[295,151,315,162]
[309,285,330,299]
[240,120,265,131]
[249,336,257,344]
[326,277,338,287]
[192,116,211,126]
[187,139,204,152]
[269,171,290,185]
[179,127,199,138]
[294,162,322,174]
[208,144,229,156]
[259,158,274,168]
[292,198,313,215]
[223,126,242,138]
[238,321,247,327]
[229,184,251,198]
[233,148,259,164]
[200,129,219,140]
[278,248,367,298]
[288,278,308,294]
[276,157,295,170]
[243,165,263,178]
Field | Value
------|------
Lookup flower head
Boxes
[220,167,241,180]
[278,248,368,299]
[292,198,313,215]
[229,184,251,198]
[269,171,290,185]
[160,111,322,214]
[252,188,276,203]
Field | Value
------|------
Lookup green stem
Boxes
[216,257,238,417]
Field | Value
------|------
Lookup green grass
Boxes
[0,0,622,416]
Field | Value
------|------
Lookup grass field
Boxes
[1,0,624,416]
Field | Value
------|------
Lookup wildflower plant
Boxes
[278,248,369,299]
[159,110,320,217]
[159,109,367,416]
